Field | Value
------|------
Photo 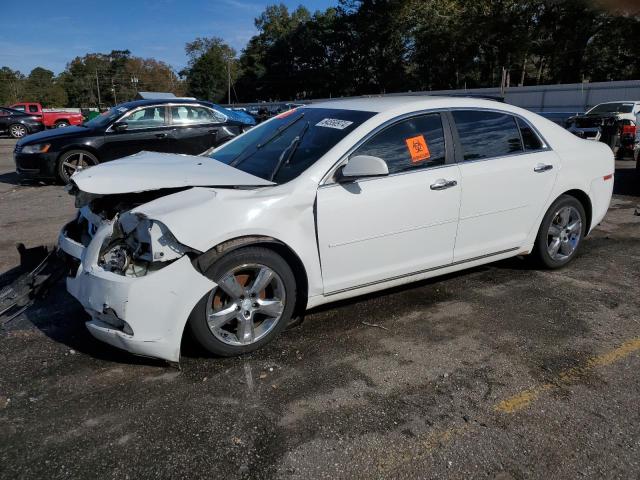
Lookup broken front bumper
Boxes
[58,220,216,362]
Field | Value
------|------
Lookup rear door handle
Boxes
[430,179,458,191]
[155,133,168,139]
[534,163,553,173]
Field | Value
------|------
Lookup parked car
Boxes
[58,96,613,363]
[565,101,640,158]
[204,102,256,127]
[0,107,45,138]
[9,102,84,129]
[14,99,255,184]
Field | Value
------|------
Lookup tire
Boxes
[188,246,297,357]
[533,195,587,269]
[9,124,27,139]
[55,120,69,128]
[57,150,99,184]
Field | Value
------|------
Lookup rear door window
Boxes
[171,106,224,125]
[28,105,39,113]
[452,110,523,161]
[352,113,446,174]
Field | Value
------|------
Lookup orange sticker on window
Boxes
[405,135,431,163]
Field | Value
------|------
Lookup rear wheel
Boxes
[55,120,69,128]
[533,195,586,269]
[57,150,98,184]
[9,124,27,138]
[188,247,296,357]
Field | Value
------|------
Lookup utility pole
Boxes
[95,69,101,107]
[130,75,139,95]
[227,57,231,105]
[111,79,117,105]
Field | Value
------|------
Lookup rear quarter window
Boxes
[517,118,544,151]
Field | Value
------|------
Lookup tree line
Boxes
[230,0,640,102]
[0,50,184,108]
[1,0,638,108]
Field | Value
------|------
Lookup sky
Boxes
[0,0,337,75]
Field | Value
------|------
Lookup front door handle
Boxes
[155,132,168,139]
[430,179,458,191]
[534,163,553,173]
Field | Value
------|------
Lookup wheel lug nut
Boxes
[253,303,258,308]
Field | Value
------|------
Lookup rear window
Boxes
[210,108,375,184]
[453,110,523,161]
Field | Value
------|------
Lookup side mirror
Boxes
[113,122,128,132]
[337,155,389,182]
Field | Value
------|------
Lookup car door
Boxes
[316,112,461,294]
[101,105,173,161]
[0,108,9,131]
[167,105,225,155]
[450,110,558,262]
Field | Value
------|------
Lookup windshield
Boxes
[588,103,634,115]
[84,105,130,128]
[209,107,375,184]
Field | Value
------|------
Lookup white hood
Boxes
[70,151,275,194]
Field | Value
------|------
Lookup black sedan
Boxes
[0,107,45,139]
[14,99,254,184]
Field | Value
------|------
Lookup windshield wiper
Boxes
[230,113,305,167]
[269,121,310,182]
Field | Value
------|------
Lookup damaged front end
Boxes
[58,184,217,363]
[65,185,197,273]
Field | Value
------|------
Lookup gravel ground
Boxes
[0,137,639,479]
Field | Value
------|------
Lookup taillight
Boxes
[622,125,636,136]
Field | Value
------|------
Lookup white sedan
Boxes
[58,96,614,362]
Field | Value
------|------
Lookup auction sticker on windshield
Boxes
[316,118,354,130]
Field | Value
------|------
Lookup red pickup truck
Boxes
[9,102,83,128]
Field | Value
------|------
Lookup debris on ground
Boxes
[0,244,66,325]
[361,321,390,331]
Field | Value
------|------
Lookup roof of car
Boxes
[115,98,206,109]
[306,95,506,113]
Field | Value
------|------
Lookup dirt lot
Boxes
[1,137,639,479]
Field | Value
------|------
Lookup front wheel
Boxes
[9,124,27,138]
[188,247,297,357]
[533,195,586,269]
[57,150,98,184]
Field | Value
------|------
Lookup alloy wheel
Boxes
[547,206,582,261]
[10,125,27,138]
[206,263,286,346]
[61,152,92,179]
